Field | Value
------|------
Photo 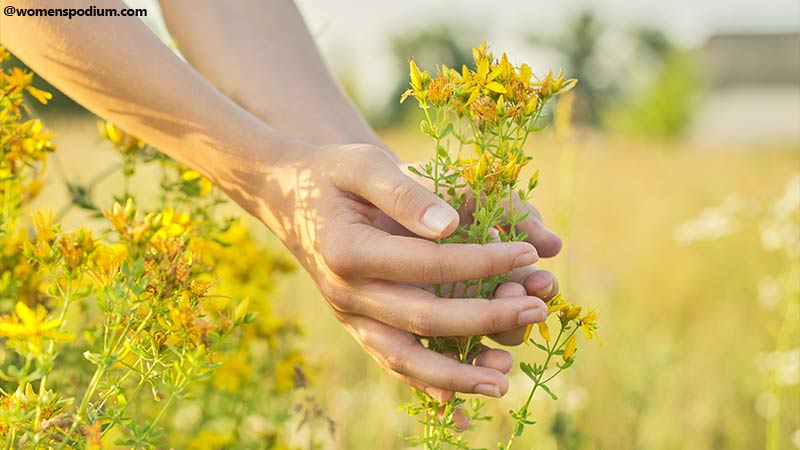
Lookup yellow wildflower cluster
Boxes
[0,52,312,448]
[0,302,71,355]
[402,41,574,202]
[99,119,214,198]
[400,43,596,449]
[403,42,576,123]
[0,384,71,437]
[525,292,601,363]
[97,120,144,156]
[0,46,54,210]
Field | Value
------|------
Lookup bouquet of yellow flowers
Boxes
[400,42,599,450]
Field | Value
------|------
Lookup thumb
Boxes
[337,146,459,239]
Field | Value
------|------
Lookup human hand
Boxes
[233,143,554,397]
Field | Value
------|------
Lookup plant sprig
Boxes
[400,42,599,449]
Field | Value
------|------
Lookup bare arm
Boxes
[155,0,562,258]
[158,0,383,147]
[1,0,549,399]
[0,0,296,214]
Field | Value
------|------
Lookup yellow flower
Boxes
[58,228,96,271]
[524,95,539,116]
[0,302,70,354]
[537,321,550,342]
[275,352,305,392]
[472,41,489,65]
[546,292,571,315]
[86,243,127,288]
[2,67,32,92]
[25,85,52,104]
[535,69,577,99]
[579,309,601,343]
[560,304,582,325]
[563,335,577,362]
[400,58,431,104]
[0,302,60,338]
[181,169,202,181]
[212,349,252,393]
[409,58,424,91]
[469,95,499,123]
[186,430,235,450]
[427,72,453,106]
[98,120,145,154]
[523,322,534,344]
[31,209,57,243]
[182,169,214,196]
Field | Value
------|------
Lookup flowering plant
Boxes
[400,43,599,449]
[0,46,330,449]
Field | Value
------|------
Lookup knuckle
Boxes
[486,247,513,276]
[333,145,384,184]
[319,279,355,312]
[420,254,447,284]
[345,145,387,172]
[382,353,408,375]
[409,312,436,337]
[321,241,357,278]
[390,179,423,219]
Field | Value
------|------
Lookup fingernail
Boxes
[422,204,455,235]
[474,383,501,398]
[534,281,555,299]
[517,306,546,326]
[513,250,538,267]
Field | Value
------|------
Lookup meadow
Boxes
[32,113,799,449]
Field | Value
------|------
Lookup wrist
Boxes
[196,120,307,218]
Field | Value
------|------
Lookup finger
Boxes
[500,201,562,258]
[348,282,548,336]
[490,272,561,345]
[442,405,470,431]
[523,269,560,300]
[335,145,459,239]
[342,314,509,396]
[322,222,538,283]
[488,282,531,346]
[391,371,452,403]
[472,345,514,374]
[392,345,512,404]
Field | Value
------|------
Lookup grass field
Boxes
[36,114,800,449]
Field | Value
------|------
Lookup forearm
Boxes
[158,0,384,148]
[0,0,297,214]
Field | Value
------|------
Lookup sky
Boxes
[128,0,800,112]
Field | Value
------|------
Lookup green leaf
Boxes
[530,340,549,352]
[407,165,430,179]
[540,383,559,400]
[440,122,454,138]
[527,122,549,132]
[420,120,436,138]
[520,362,535,379]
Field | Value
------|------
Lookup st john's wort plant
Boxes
[398,42,600,450]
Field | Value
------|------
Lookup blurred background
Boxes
[7,0,799,448]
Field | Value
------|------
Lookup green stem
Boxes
[505,325,577,450]
[34,277,74,433]
[101,356,160,437]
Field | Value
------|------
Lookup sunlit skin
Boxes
[1,0,564,412]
